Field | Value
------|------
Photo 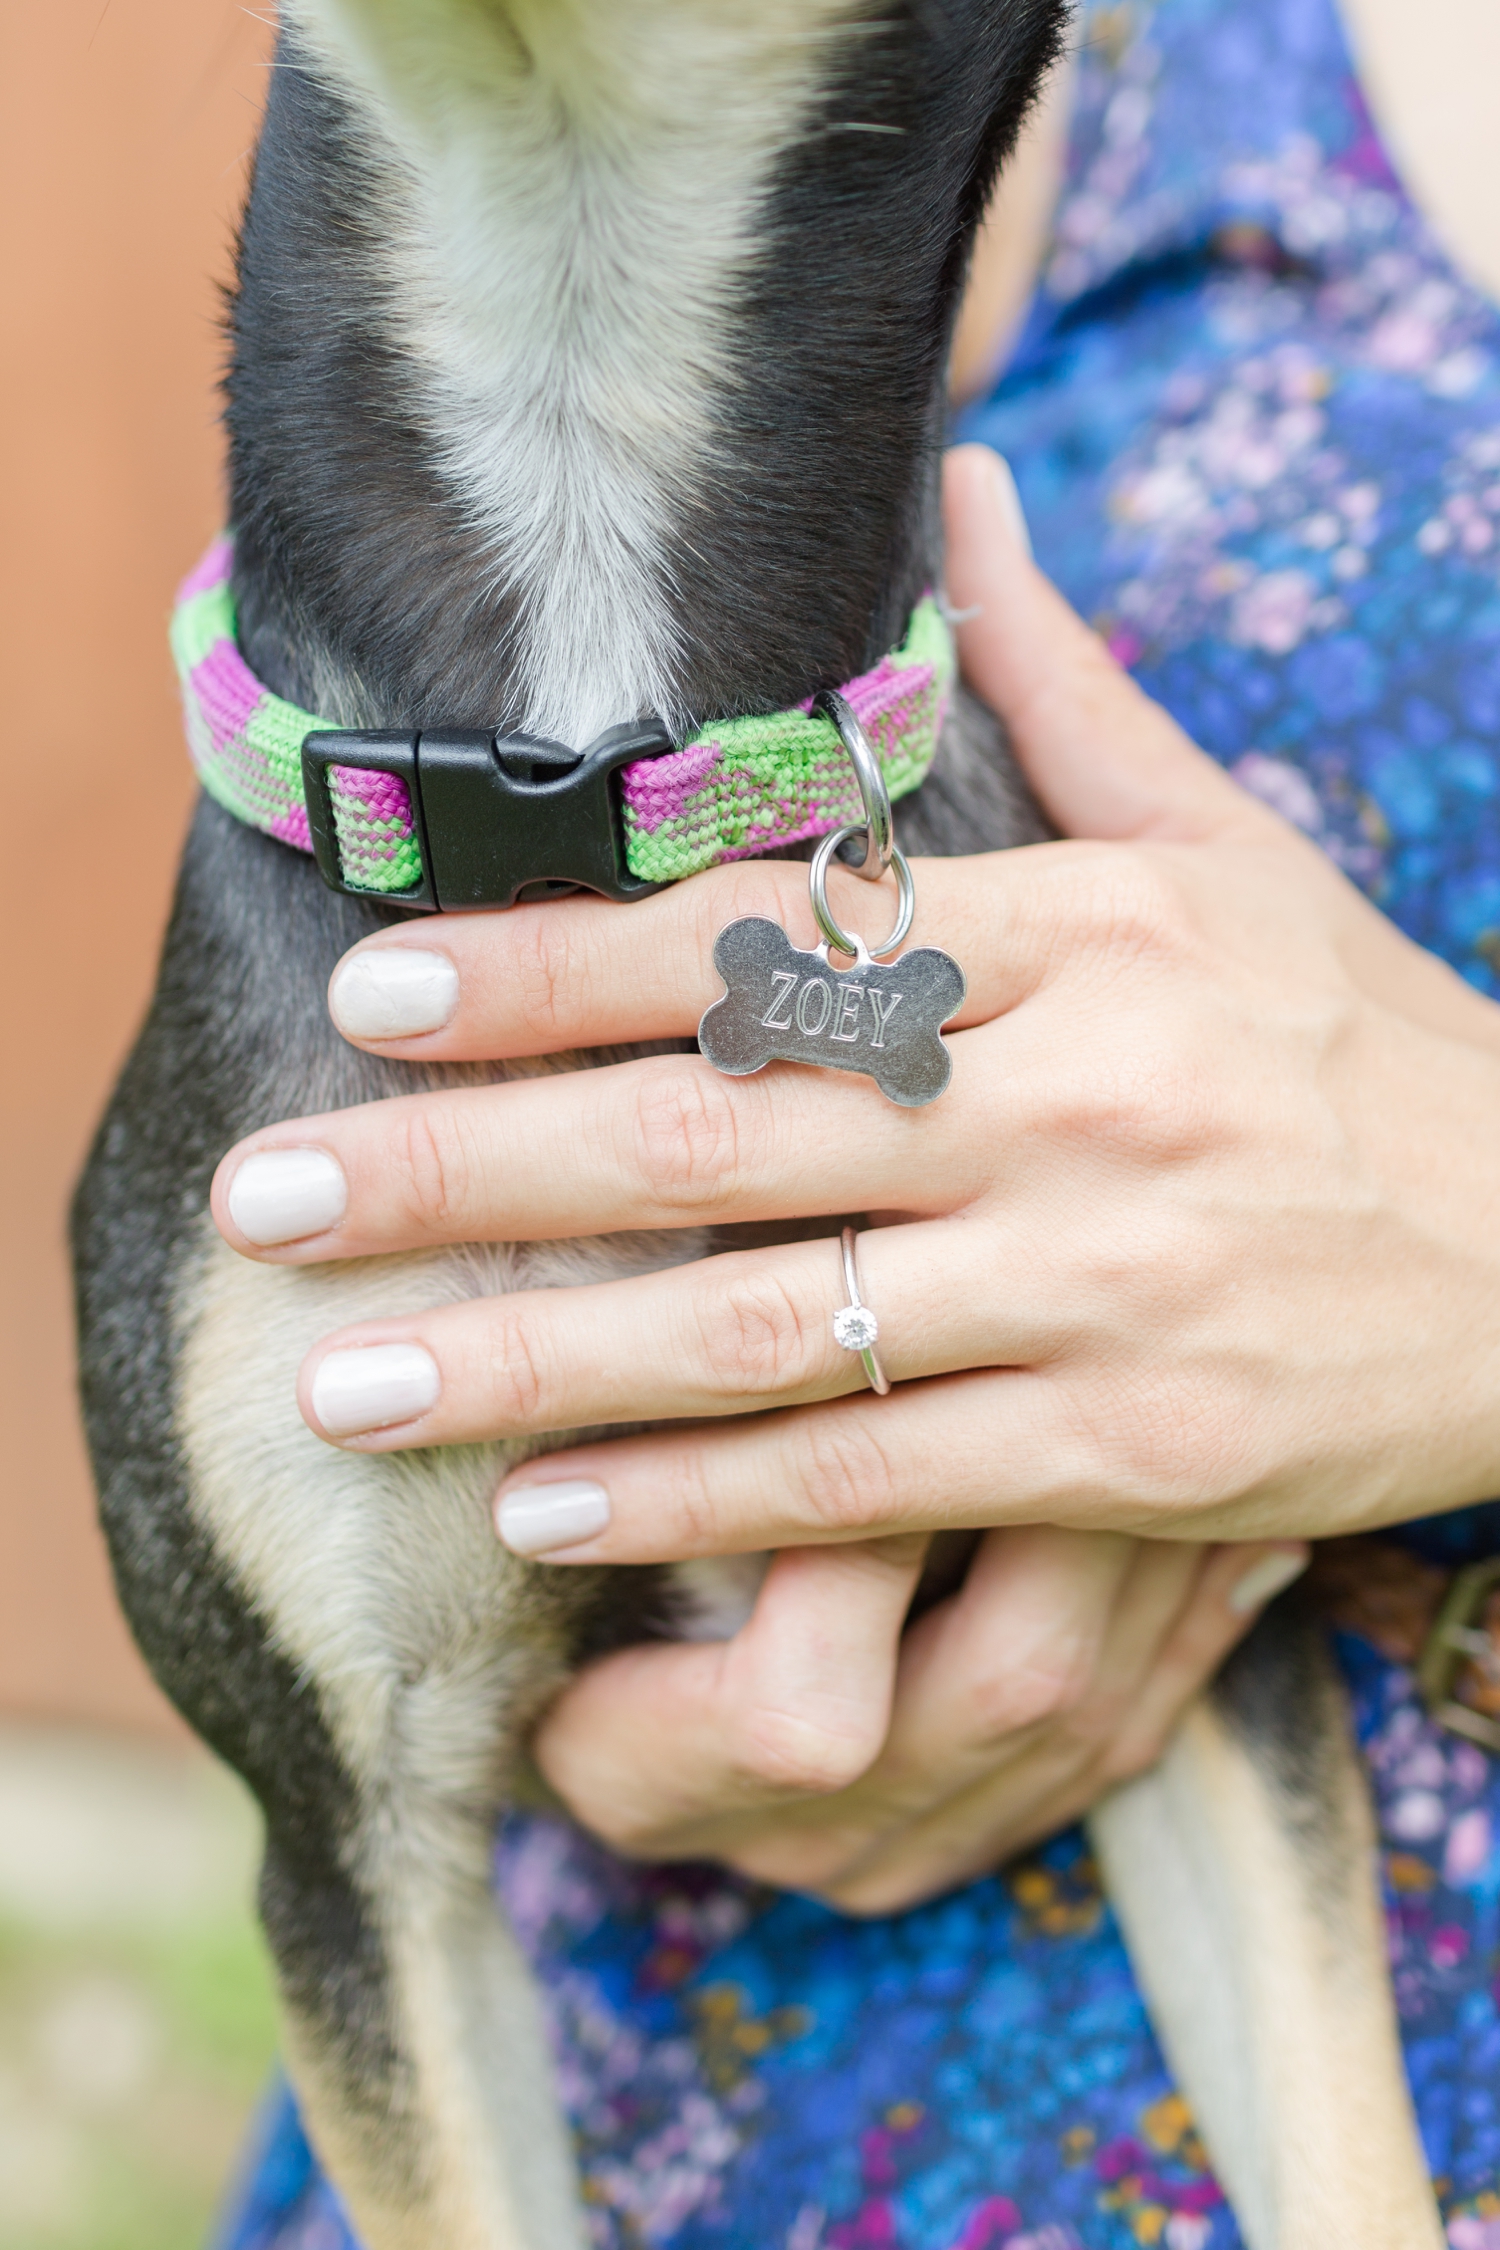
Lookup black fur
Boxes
[73,813,424,2089]
[1213,1594,1366,1929]
[228,2,1065,726]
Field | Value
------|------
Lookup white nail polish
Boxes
[987,451,1034,559]
[330,948,459,1040]
[227,1148,347,1247]
[311,1345,441,1438]
[1229,1549,1309,1616]
[495,1480,611,1558]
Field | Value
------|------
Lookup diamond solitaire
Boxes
[833,1305,880,1354]
[833,1228,890,1395]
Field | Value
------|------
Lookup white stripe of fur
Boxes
[282,0,859,746]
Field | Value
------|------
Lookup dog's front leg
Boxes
[176,1234,591,2250]
[1088,1599,1442,2250]
[261,1796,583,2250]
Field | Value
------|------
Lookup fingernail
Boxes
[311,1344,441,1438]
[1229,1547,1309,1615]
[330,947,459,1040]
[986,451,1033,559]
[227,1148,347,1246]
[495,1480,611,1558]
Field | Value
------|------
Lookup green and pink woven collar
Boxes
[171,539,953,908]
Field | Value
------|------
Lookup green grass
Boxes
[0,1903,278,2250]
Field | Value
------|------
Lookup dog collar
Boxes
[171,539,953,913]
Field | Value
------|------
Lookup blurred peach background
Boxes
[3,22,284,2242]
[2,0,275,1736]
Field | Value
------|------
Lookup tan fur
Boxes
[1090,1686,1443,2250]
[174,1217,705,2247]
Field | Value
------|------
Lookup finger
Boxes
[296,1221,1039,1452]
[327,857,849,1056]
[331,447,1237,1067]
[212,1034,996,1259]
[489,1369,1174,1564]
[662,1527,1140,1890]
[323,840,1028,1061]
[532,1536,927,1857]
[1057,1531,1209,1728]
[713,1529,1140,1887]
[794,1529,1168,1887]
[1100,1538,1309,1776]
[491,1369,1316,1568]
[865,1527,1139,1803]
[943,445,1288,848]
[819,1539,1306,1913]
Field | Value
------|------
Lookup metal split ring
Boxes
[832,1224,890,1395]
[814,689,893,881]
[809,826,916,960]
[808,687,911,959]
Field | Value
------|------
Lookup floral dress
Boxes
[218,1,1500,2244]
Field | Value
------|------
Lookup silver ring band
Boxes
[813,689,893,881]
[832,1224,891,1395]
[809,827,916,960]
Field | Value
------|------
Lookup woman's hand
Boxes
[212,445,1500,1559]
[529,1527,1302,1911]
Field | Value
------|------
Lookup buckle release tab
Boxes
[302,721,673,911]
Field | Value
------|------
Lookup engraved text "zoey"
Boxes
[697,916,965,1107]
[759,972,902,1048]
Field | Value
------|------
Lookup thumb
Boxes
[943,444,1277,846]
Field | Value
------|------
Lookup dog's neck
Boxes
[228,0,1062,748]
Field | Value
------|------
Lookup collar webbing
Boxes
[171,539,953,904]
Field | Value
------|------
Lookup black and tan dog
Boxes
[72,4,1441,2244]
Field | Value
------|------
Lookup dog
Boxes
[72,4,1443,2245]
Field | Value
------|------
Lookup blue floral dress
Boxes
[219,2,1500,2244]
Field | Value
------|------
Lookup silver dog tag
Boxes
[697,916,965,1107]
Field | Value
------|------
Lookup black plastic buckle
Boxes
[302,720,674,912]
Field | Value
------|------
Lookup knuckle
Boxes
[703,863,803,937]
[1099,1726,1170,1789]
[969,1647,1095,1740]
[728,1706,882,1798]
[793,1411,903,1538]
[1025,863,1224,1158]
[1030,1032,1212,1163]
[1079,849,1196,963]
[654,1452,725,1555]
[511,911,578,1042]
[702,1270,822,1397]
[1058,1684,1129,1757]
[396,1104,477,1230]
[630,1068,743,1213]
[479,1307,549,1427]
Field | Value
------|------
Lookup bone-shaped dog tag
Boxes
[697,917,965,1107]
